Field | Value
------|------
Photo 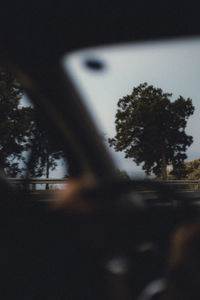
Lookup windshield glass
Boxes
[63,37,200,180]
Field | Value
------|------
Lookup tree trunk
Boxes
[46,154,49,190]
[161,152,167,180]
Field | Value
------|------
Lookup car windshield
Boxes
[63,37,200,180]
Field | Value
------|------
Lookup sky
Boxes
[63,37,200,178]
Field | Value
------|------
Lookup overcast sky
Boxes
[63,37,200,178]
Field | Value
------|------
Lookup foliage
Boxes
[0,68,33,176]
[27,111,65,179]
[184,159,200,180]
[167,159,200,180]
[117,169,130,180]
[167,163,188,180]
[0,67,65,179]
[166,159,200,180]
[109,83,194,180]
[167,164,188,180]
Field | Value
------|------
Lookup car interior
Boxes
[0,1,200,299]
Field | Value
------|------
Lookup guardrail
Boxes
[7,178,69,191]
[157,180,200,190]
[7,178,200,191]
[8,178,68,184]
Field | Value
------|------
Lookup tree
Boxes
[109,83,194,180]
[0,67,33,176]
[27,111,65,189]
[0,67,65,181]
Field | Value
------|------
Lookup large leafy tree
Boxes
[0,68,33,176]
[109,83,195,180]
[0,67,65,180]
